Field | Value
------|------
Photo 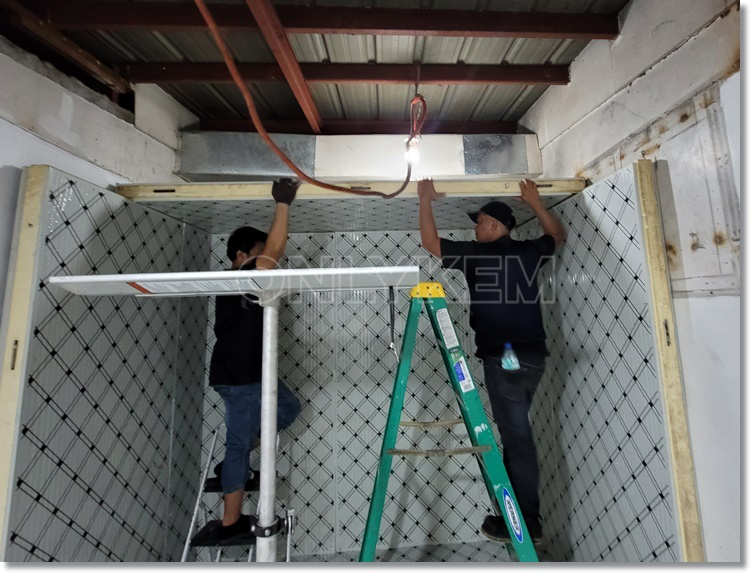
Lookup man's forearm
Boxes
[531,202,565,245]
[419,198,441,257]
[258,204,289,268]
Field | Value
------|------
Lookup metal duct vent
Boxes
[178,132,542,182]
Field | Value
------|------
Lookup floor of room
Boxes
[294,540,516,562]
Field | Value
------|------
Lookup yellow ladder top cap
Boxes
[410,282,446,298]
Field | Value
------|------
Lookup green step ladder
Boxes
[359,282,539,563]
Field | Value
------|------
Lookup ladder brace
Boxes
[387,446,491,457]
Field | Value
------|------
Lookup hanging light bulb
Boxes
[404,136,421,166]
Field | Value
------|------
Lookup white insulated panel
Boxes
[5,161,686,563]
[136,194,567,235]
[515,165,680,562]
[314,135,466,181]
[199,230,504,559]
[4,169,206,562]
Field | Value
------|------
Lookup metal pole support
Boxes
[255,294,281,562]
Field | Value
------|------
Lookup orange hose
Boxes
[193,0,423,199]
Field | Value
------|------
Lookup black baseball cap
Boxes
[468,201,516,230]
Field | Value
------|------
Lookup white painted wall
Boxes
[134,84,198,151]
[522,3,739,178]
[521,0,741,562]
[0,52,179,183]
[719,73,741,200]
[672,295,741,562]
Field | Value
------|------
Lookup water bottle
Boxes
[501,343,520,371]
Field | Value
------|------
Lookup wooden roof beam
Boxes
[32,1,620,40]
[124,62,570,85]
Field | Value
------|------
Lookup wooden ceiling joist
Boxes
[31,1,620,40]
[125,62,570,86]
[199,119,519,135]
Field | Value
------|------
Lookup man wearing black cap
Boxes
[208,178,303,543]
[418,178,565,544]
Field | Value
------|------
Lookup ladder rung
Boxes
[399,418,464,429]
[387,445,491,457]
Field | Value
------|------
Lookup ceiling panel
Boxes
[136,194,569,234]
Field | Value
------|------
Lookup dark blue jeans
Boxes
[482,350,546,522]
[213,382,302,494]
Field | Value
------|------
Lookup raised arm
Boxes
[520,178,565,247]
[256,178,300,270]
[418,179,446,258]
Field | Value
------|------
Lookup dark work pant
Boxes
[213,382,302,494]
[482,350,547,522]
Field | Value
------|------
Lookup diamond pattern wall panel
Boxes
[514,165,679,562]
[333,231,492,552]
[201,228,506,559]
[5,171,207,562]
[140,195,565,235]
[165,224,211,561]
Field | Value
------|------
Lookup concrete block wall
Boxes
[0,35,195,334]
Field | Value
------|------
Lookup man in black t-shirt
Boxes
[209,178,303,543]
[418,178,565,544]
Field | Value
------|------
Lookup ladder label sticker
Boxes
[503,488,524,543]
[454,357,474,393]
[436,308,460,349]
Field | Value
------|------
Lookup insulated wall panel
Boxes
[514,164,683,562]
[131,194,566,235]
[200,230,510,559]
[3,169,207,562]
[165,224,211,561]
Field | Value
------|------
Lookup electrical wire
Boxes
[193,0,426,199]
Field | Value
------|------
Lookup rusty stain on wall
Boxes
[642,143,662,157]
[679,112,690,123]
[666,242,678,269]
[713,231,726,246]
[690,232,705,251]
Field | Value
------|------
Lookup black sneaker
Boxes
[216,514,252,543]
[481,515,543,545]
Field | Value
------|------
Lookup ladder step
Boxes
[190,520,256,548]
[400,418,464,429]
[386,445,491,457]
[203,475,260,494]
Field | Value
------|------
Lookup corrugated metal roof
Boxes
[62,0,631,126]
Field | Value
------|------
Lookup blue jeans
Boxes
[213,382,302,494]
[482,349,546,522]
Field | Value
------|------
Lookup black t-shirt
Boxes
[440,235,556,358]
[209,258,264,387]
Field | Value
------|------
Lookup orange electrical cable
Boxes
[193,0,425,199]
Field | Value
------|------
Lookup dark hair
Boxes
[226,226,268,261]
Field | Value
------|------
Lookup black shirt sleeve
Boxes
[440,239,478,271]
[523,234,557,260]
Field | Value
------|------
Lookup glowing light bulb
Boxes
[404,137,420,165]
